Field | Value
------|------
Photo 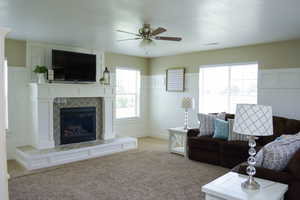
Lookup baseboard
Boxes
[149,131,169,140]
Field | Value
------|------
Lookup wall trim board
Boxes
[148,68,300,139]
[149,39,300,75]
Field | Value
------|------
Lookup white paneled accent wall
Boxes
[149,68,300,139]
[6,67,31,159]
[149,73,199,139]
[258,68,300,120]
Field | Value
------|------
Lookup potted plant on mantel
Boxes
[33,65,48,84]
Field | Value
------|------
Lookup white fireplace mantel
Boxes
[29,83,115,150]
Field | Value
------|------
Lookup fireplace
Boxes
[60,107,96,145]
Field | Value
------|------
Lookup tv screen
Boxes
[52,50,96,82]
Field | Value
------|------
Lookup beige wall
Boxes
[5,38,300,75]
[104,52,149,75]
[5,39,26,67]
[149,39,300,75]
[4,40,150,74]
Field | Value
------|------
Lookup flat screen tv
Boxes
[52,50,96,82]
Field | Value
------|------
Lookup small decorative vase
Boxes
[37,73,46,84]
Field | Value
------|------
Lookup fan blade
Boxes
[116,30,140,36]
[155,36,182,41]
[117,38,141,42]
[151,27,167,36]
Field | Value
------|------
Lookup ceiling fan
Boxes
[116,24,182,45]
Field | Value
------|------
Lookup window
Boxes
[116,68,140,119]
[199,63,258,114]
[4,59,8,130]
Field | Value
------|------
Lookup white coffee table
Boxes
[168,127,188,157]
[202,172,288,200]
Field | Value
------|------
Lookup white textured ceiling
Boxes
[1,0,300,57]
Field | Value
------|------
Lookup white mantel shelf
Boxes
[29,82,115,99]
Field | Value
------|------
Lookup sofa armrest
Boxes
[288,148,300,181]
[232,163,293,184]
[187,129,200,137]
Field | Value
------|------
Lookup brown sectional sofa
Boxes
[187,114,300,200]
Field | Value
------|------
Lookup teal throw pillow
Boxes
[213,118,229,140]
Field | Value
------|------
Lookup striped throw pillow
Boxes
[228,119,248,141]
[197,113,225,136]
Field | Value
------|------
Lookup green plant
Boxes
[33,65,48,74]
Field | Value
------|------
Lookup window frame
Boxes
[115,67,141,120]
[4,58,9,132]
[199,62,258,114]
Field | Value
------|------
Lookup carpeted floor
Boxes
[8,137,229,200]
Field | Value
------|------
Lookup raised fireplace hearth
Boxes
[60,107,96,145]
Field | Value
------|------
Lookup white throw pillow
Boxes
[197,113,226,136]
[228,119,248,141]
[255,135,300,171]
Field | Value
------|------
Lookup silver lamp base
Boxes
[184,110,188,130]
[241,176,260,190]
[242,136,260,190]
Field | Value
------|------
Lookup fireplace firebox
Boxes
[60,107,96,145]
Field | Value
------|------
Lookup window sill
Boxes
[116,117,141,122]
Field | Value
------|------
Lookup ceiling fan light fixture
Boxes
[117,24,182,45]
[139,39,155,47]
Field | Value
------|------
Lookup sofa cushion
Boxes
[213,119,229,140]
[221,140,249,152]
[188,136,224,152]
[188,148,220,165]
[220,141,251,168]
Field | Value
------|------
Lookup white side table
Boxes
[168,127,188,157]
[202,172,288,200]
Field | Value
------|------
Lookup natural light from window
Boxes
[116,68,140,119]
[199,63,258,114]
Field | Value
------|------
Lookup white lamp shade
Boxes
[233,104,273,136]
[181,97,194,109]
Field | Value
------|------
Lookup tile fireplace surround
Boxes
[15,83,137,170]
[53,97,103,146]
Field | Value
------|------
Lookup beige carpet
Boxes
[9,137,228,200]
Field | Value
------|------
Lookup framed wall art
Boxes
[166,68,185,92]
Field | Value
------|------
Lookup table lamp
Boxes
[181,97,194,130]
[233,104,273,190]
